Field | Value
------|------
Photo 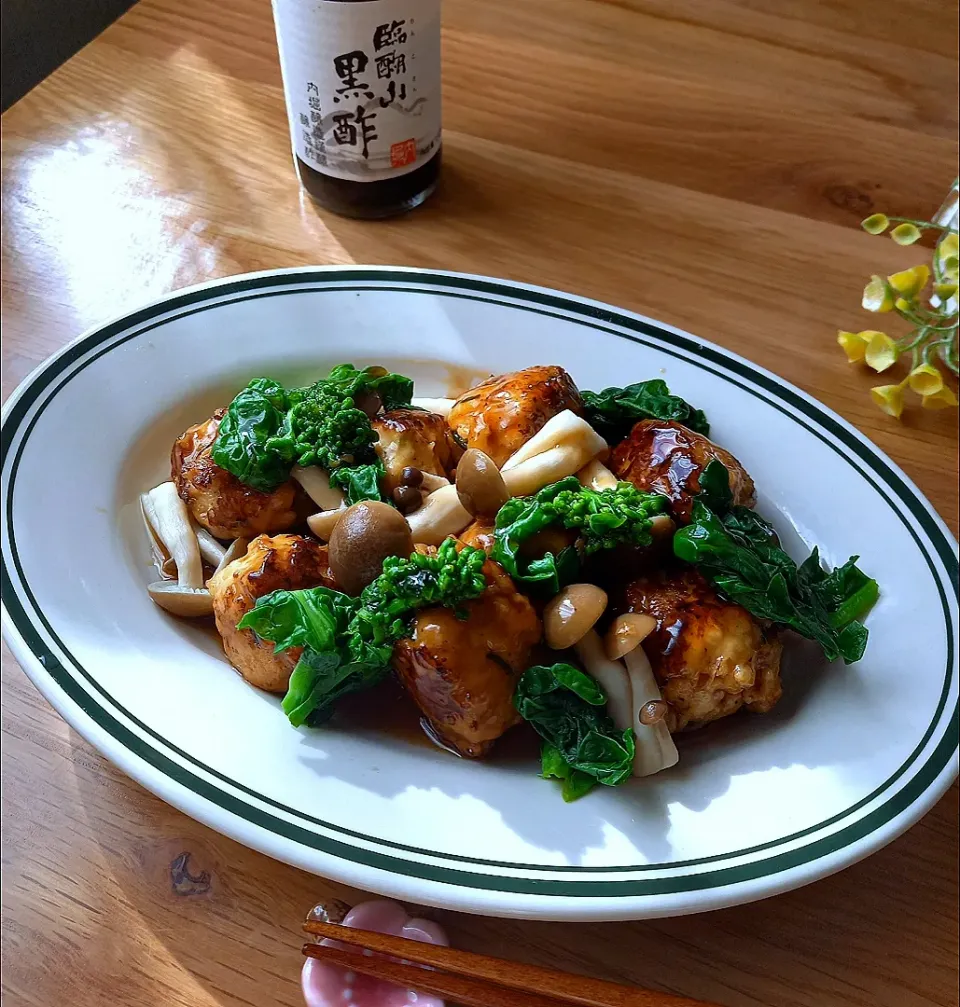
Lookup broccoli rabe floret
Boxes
[353,539,488,644]
[492,477,668,593]
[211,364,413,500]
[545,480,669,554]
[267,382,378,471]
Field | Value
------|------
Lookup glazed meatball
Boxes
[392,560,542,757]
[207,534,337,693]
[458,518,497,555]
[171,410,302,540]
[447,366,584,467]
[623,568,781,732]
[610,420,755,524]
[372,407,462,493]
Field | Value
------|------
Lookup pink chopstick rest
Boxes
[302,899,449,1007]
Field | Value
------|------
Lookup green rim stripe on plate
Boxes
[2,270,957,896]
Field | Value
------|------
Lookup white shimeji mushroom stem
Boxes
[292,465,345,510]
[142,483,203,589]
[213,537,250,576]
[141,482,213,617]
[574,629,633,733]
[307,506,347,542]
[195,526,227,567]
[576,458,619,491]
[405,483,473,545]
[418,471,450,492]
[411,396,456,417]
[499,410,608,497]
[622,644,679,778]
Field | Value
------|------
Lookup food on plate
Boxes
[673,460,878,664]
[455,448,509,518]
[235,539,489,727]
[172,410,302,540]
[371,406,462,498]
[491,476,670,593]
[447,365,584,466]
[393,557,541,757]
[581,378,709,443]
[610,419,755,524]
[208,534,337,692]
[141,362,879,801]
[621,567,782,732]
[327,501,415,596]
[457,518,497,555]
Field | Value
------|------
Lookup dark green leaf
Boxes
[236,585,349,653]
[281,647,389,728]
[210,378,293,491]
[214,365,413,500]
[329,459,385,504]
[675,480,879,664]
[697,459,733,512]
[323,364,414,410]
[582,379,709,442]
[515,664,635,796]
[241,540,489,727]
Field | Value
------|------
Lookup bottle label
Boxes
[273,0,441,183]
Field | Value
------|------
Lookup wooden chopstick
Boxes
[304,942,582,1007]
[302,920,719,1007]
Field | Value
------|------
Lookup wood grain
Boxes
[300,921,720,1006]
[1,0,957,1005]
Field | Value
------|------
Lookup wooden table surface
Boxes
[2,0,958,1004]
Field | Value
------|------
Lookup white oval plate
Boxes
[2,267,957,921]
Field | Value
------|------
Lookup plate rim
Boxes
[2,265,957,920]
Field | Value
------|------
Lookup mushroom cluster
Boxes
[543,583,678,779]
[395,408,612,546]
[141,481,248,617]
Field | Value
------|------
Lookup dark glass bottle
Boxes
[272,0,442,219]
[294,147,440,220]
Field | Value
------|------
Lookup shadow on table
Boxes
[63,717,958,1007]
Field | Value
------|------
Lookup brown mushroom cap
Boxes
[543,583,608,650]
[328,501,415,595]
[456,449,509,518]
[604,613,657,660]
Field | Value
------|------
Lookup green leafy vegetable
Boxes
[212,365,414,501]
[329,459,387,505]
[515,663,636,800]
[283,632,392,727]
[492,477,669,593]
[323,363,414,411]
[266,381,378,472]
[238,540,488,726]
[696,457,734,512]
[582,379,709,442]
[540,743,597,802]
[674,463,878,664]
[235,583,345,654]
[209,378,293,491]
[235,584,390,727]
[352,538,488,644]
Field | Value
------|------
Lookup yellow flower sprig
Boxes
[839,180,959,417]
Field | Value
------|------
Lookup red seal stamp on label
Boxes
[390,139,417,168]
